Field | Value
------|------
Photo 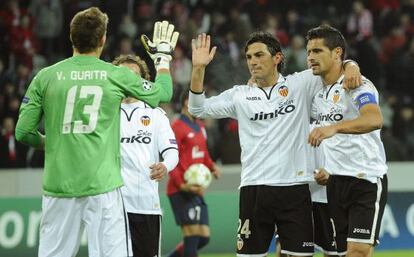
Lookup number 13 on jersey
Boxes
[62,85,103,134]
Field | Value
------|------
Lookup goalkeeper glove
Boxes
[141,20,179,71]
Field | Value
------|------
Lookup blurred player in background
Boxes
[167,90,220,257]
[15,7,178,257]
[307,24,388,257]
[114,54,179,257]
[189,32,361,257]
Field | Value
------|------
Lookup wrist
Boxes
[190,88,203,94]
[154,55,171,71]
[180,183,189,191]
[330,124,340,134]
[192,64,207,70]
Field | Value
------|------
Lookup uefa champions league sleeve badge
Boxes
[142,80,152,91]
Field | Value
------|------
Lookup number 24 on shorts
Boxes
[238,219,251,239]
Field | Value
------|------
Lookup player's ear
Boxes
[334,47,343,61]
[273,52,284,66]
[99,34,106,48]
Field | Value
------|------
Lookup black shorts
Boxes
[168,192,209,226]
[312,202,337,255]
[327,175,387,255]
[127,213,161,257]
[237,185,314,256]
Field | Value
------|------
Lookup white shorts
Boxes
[38,188,129,257]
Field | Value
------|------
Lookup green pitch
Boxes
[200,250,414,257]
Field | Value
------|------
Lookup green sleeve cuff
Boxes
[15,129,44,149]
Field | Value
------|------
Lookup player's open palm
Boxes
[192,33,217,68]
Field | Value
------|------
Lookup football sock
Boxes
[183,236,199,257]
[197,236,210,249]
[167,242,184,257]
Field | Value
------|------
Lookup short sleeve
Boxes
[349,79,379,109]
[288,69,323,101]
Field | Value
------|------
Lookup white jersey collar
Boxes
[121,100,149,109]
[327,74,344,87]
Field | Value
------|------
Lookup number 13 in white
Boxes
[62,85,103,134]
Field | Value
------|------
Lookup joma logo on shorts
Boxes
[353,228,370,234]
[302,242,314,247]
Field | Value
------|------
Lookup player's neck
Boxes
[256,73,279,88]
[322,64,343,86]
[182,110,195,123]
[72,48,101,58]
[122,97,139,104]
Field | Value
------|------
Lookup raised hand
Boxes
[191,33,217,68]
[141,20,179,70]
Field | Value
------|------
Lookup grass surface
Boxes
[199,250,414,257]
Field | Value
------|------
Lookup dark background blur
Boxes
[1,0,414,168]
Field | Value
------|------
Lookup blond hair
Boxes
[112,55,151,80]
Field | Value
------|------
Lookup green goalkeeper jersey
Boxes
[15,55,172,197]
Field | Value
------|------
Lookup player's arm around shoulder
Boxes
[286,69,324,99]
[15,69,47,149]
[342,60,362,90]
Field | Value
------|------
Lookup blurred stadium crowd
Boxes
[1,0,414,167]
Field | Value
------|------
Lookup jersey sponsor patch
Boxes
[356,92,377,109]
[22,96,30,104]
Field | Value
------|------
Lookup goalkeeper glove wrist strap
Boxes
[154,55,171,71]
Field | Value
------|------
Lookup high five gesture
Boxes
[190,33,217,93]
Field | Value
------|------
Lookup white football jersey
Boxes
[311,75,387,183]
[189,69,322,187]
[120,101,178,215]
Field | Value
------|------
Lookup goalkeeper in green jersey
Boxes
[15,7,179,257]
